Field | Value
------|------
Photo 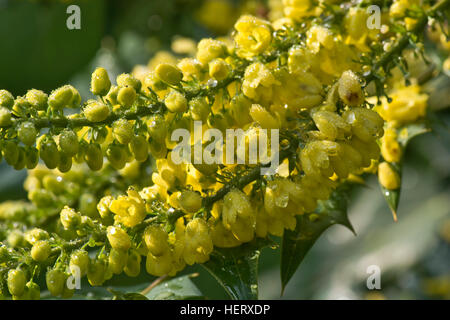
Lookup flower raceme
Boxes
[0,0,439,299]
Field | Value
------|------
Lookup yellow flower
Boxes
[196,39,227,65]
[183,218,213,265]
[234,15,272,58]
[222,189,255,242]
[283,0,312,21]
[306,25,334,54]
[242,62,278,101]
[381,127,402,163]
[109,188,146,227]
[374,84,427,124]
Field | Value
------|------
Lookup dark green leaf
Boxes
[280,185,355,294]
[397,122,429,148]
[201,238,272,300]
[144,273,204,300]
[108,288,148,300]
[379,162,402,221]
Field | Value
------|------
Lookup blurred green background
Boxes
[0,0,449,300]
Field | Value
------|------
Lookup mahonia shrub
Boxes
[0,0,449,300]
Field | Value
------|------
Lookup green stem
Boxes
[364,0,450,84]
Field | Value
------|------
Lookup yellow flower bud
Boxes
[338,70,364,106]
[117,86,137,108]
[116,73,141,92]
[0,107,12,127]
[107,226,131,251]
[209,58,230,80]
[155,63,183,86]
[60,206,81,230]
[0,90,14,109]
[144,225,169,256]
[178,190,202,214]
[196,38,226,65]
[26,89,48,111]
[31,240,51,262]
[165,90,188,113]
[91,67,111,96]
[112,119,134,144]
[84,100,110,123]
[378,162,400,190]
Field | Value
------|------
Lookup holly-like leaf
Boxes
[379,122,428,220]
[378,162,402,221]
[397,122,429,148]
[280,185,355,294]
[108,289,148,300]
[201,238,272,300]
[144,273,204,300]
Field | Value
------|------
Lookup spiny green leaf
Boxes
[379,162,402,222]
[378,122,427,220]
[108,288,148,300]
[397,122,429,148]
[201,238,272,300]
[144,273,204,300]
[280,185,355,294]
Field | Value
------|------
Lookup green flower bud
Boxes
[24,228,49,245]
[59,129,79,156]
[46,269,66,297]
[28,188,55,208]
[129,135,149,162]
[57,151,72,173]
[87,258,107,286]
[112,119,134,145]
[26,147,39,170]
[7,269,26,297]
[48,85,74,110]
[91,126,108,144]
[60,206,81,230]
[0,89,14,109]
[79,193,98,218]
[109,248,128,275]
[12,97,30,116]
[165,90,188,113]
[7,230,25,248]
[26,281,40,300]
[106,144,127,169]
[117,73,142,92]
[91,67,111,96]
[13,146,26,170]
[107,226,131,251]
[147,115,167,142]
[18,122,37,146]
[84,100,110,123]
[61,284,74,299]
[0,107,12,127]
[2,140,19,165]
[84,143,103,171]
[26,89,48,111]
[124,249,141,277]
[155,63,183,86]
[68,86,81,108]
[38,137,59,169]
[144,72,167,92]
[148,139,167,159]
[105,85,120,105]
[179,190,202,214]
[42,174,65,195]
[31,240,52,262]
[189,96,210,121]
[0,245,9,263]
[69,249,90,277]
[117,86,137,109]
